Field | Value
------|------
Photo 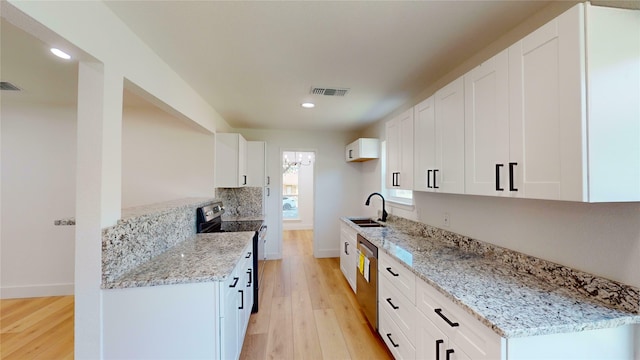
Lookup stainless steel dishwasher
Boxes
[356,234,378,330]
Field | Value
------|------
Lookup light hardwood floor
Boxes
[0,230,391,360]
[0,295,74,359]
[240,230,392,360]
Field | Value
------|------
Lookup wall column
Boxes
[75,61,122,359]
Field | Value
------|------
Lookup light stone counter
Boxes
[103,232,254,289]
[341,216,640,338]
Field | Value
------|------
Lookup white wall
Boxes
[1,103,76,298]
[121,106,215,208]
[240,128,361,259]
[358,2,640,289]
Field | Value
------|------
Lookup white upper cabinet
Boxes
[414,96,436,192]
[414,77,465,195]
[464,50,511,197]
[246,141,266,187]
[386,109,414,190]
[345,138,379,162]
[215,133,247,188]
[508,3,639,202]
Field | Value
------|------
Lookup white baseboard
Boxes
[1,283,74,299]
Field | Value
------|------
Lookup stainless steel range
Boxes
[196,201,267,313]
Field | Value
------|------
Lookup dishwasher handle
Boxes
[358,244,375,259]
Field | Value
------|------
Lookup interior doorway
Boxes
[281,151,315,231]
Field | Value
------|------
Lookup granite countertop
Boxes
[222,215,266,222]
[341,217,640,339]
[103,231,255,289]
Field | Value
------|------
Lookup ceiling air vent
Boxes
[310,87,349,97]
[0,82,21,91]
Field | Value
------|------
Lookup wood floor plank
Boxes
[239,333,269,360]
[0,297,52,331]
[264,296,294,360]
[313,308,352,360]
[304,258,333,310]
[330,294,393,360]
[2,296,73,333]
[271,258,292,298]
[291,290,323,360]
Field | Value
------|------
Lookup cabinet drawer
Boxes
[379,277,417,346]
[416,279,500,359]
[379,252,416,304]
[380,305,416,360]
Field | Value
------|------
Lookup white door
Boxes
[464,50,510,196]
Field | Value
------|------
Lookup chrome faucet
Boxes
[365,192,388,222]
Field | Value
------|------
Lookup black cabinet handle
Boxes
[509,162,518,192]
[230,276,239,288]
[386,267,399,277]
[396,172,400,187]
[386,333,399,348]
[349,149,353,159]
[239,290,244,310]
[344,242,349,255]
[427,170,432,188]
[243,175,247,185]
[434,308,459,327]
[386,298,399,310]
[245,252,252,258]
[495,164,504,191]
[267,188,270,197]
[436,339,444,360]
[247,269,252,287]
[446,349,455,360]
[267,176,270,185]
[433,169,439,189]
[435,308,459,327]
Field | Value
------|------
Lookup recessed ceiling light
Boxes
[50,48,71,60]
[301,102,315,109]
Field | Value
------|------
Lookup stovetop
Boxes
[219,220,264,233]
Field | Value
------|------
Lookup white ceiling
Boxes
[103,0,556,132]
[12,1,611,132]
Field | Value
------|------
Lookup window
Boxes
[381,141,413,206]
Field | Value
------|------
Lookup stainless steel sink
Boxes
[349,219,384,228]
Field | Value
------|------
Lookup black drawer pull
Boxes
[509,162,518,192]
[427,170,433,188]
[435,308,459,327]
[386,298,399,310]
[247,269,252,286]
[349,149,353,159]
[446,349,455,360]
[239,290,244,309]
[386,267,399,277]
[229,277,239,288]
[436,339,444,360]
[245,252,252,258]
[495,164,504,191]
[386,333,399,348]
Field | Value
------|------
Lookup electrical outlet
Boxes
[443,213,450,227]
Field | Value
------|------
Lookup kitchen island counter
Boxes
[102,231,254,289]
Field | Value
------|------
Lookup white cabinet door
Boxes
[416,311,448,360]
[434,77,465,194]
[464,50,510,197]
[246,141,266,187]
[215,133,248,188]
[508,4,584,201]
[386,109,414,190]
[339,223,357,293]
[221,272,241,360]
[414,96,437,192]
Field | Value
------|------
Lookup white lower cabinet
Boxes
[339,223,357,293]
[103,243,254,360]
[221,247,254,360]
[380,305,416,360]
